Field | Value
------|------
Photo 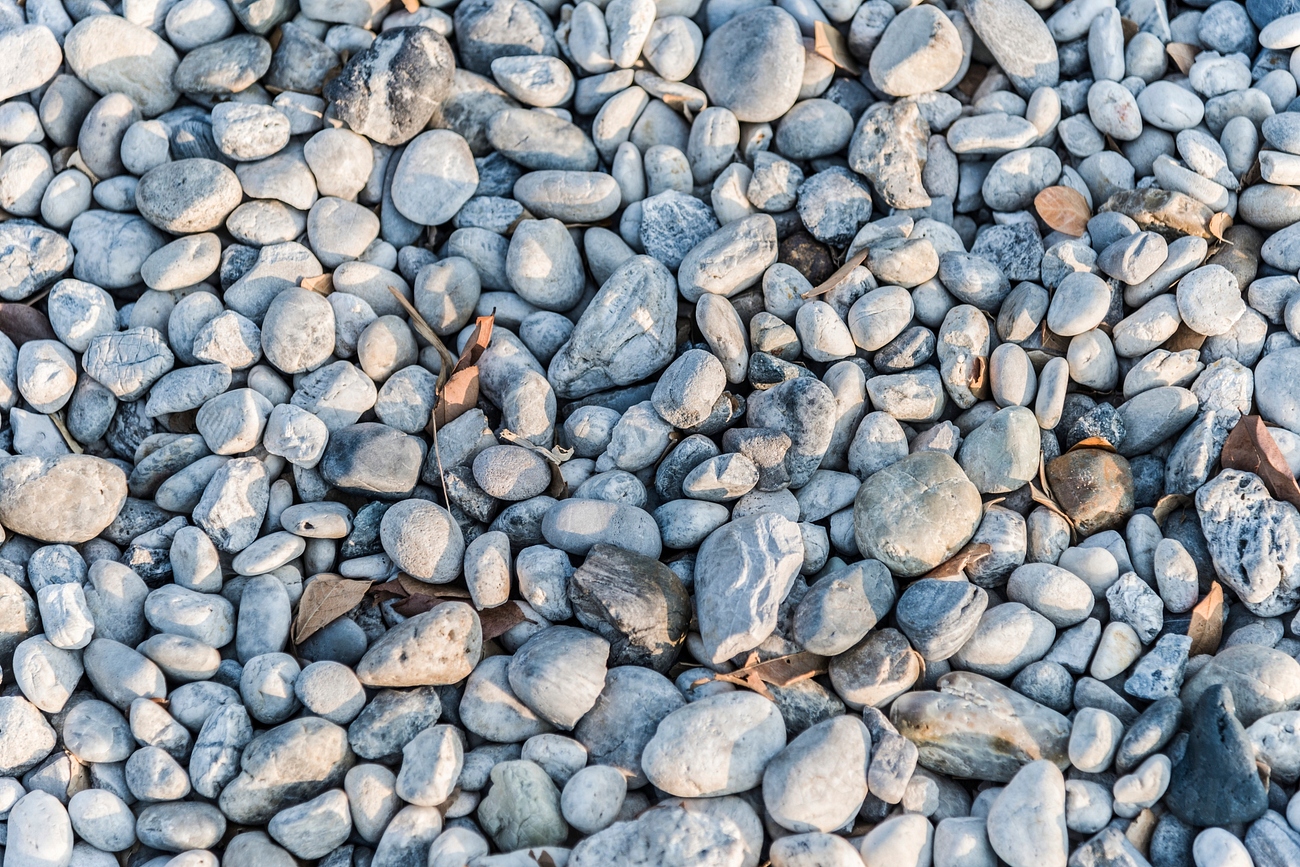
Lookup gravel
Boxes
[0,0,1299,864]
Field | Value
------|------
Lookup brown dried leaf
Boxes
[388,285,457,388]
[729,651,829,689]
[1126,808,1159,857]
[480,601,529,640]
[0,303,56,346]
[802,247,869,298]
[49,412,82,454]
[1069,436,1118,453]
[1166,42,1198,75]
[1220,415,1300,509]
[956,62,988,98]
[532,853,558,867]
[925,542,994,580]
[401,0,419,10]
[392,593,446,617]
[293,575,372,645]
[1152,493,1192,527]
[432,314,495,429]
[812,21,860,75]
[1209,212,1233,241]
[1163,320,1207,352]
[300,273,333,295]
[368,577,408,601]
[1188,581,1225,656]
[1034,186,1090,237]
[1120,16,1138,43]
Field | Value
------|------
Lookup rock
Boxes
[0,455,126,543]
[890,671,1071,782]
[1195,470,1300,614]
[569,544,691,672]
[854,451,983,577]
[848,99,931,210]
[1166,684,1269,826]
[355,603,482,688]
[548,256,677,398]
[643,691,786,797]
[1045,449,1135,536]
[762,715,871,832]
[477,760,568,850]
[694,513,803,664]
[697,8,804,123]
[986,761,1067,867]
[63,16,179,115]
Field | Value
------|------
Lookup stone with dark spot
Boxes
[1166,684,1268,826]
[324,28,457,146]
[1044,448,1135,535]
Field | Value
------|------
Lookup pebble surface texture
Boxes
[6,0,1300,863]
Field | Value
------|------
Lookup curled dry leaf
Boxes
[812,21,860,75]
[292,575,372,645]
[1188,582,1225,656]
[1152,494,1193,527]
[803,247,869,298]
[1166,42,1198,75]
[433,314,495,429]
[1069,436,1118,453]
[1034,186,1090,236]
[925,542,994,580]
[1209,212,1233,242]
[300,273,333,295]
[1219,414,1300,510]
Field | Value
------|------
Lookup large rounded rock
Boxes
[507,626,609,729]
[318,423,422,499]
[0,696,56,774]
[548,256,678,398]
[63,15,180,116]
[218,717,354,824]
[136,159,242,233]
[391,130,479,226]
[762,715,871,833]
[355,602,482,688]
[694,513,804,664]
[854,451,982,577]
[325,26,456,145]
[697,8,805,123]
[0,455,127,543]
[642,692,787,797]
[869,6,964,97]
[380,499,465,583]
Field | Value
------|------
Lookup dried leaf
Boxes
[1152,494,1192,527]
[401,0,419,10]
[480,601,529,640]
[499,428,574,465]
[1188,581,1224,656]
[1069,436,1118,453]
[812,21,860,75]
[532,853,559,867]
[300,273,333,294]
[293,575,372,645]
[1163,320,1207,352]
[1126,808,1158,857]
[0,303,56,346]
[49,412,82,454]
[1220,415,1300,509]
[1034,186,1090,236]
[1208,211,1233,242]
[710,652,829,700]
[368,577,408,601]
[956,62,988,99]
[432,314,495,429]
[1166,42,1198,75]
[925,542,994,580]
[392,593,446,617]
[802,247,869,299]
[388,284,457,388]
[1120,16,1138,43]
